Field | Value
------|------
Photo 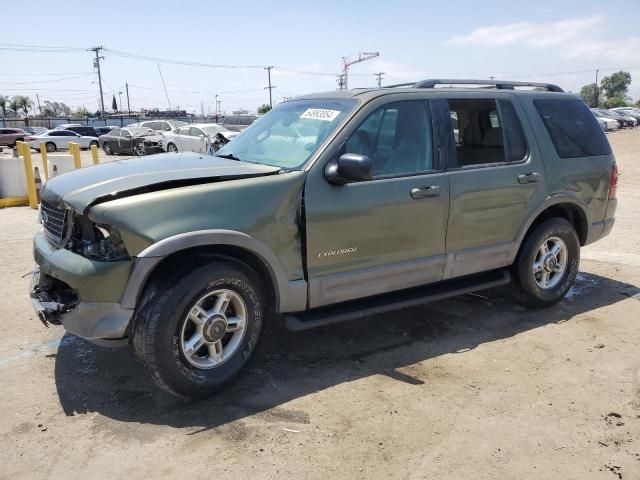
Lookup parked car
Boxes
[53,123,83,130]
[610,107,640,123]
[130,119,187,132]
[67,126,100,137]
[594,109,635,128]
[95,126,119,136]
[26,129,99,152]
[162,123,238,154]
[21,126,47,136]
[99,127,164,156]
[31,79,617,398]
[221,114,257,132]
[592,109,625,129]
[0,127,27,147]
[591,110,619,131]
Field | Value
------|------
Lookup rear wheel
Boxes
[45,142,56,152]
[512,217,580,308]
[103,142,113,155]
[89,140,98,148]
[167,142,178,153]
[134,141,146,156]
[133,260,265,398]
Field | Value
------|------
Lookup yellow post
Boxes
[90,143,99,165]
[18,142,38,209]
[39,142,49,181]
[70,142,81,169]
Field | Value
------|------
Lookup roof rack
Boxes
[385,79,564,92]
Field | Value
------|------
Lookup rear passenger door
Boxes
[434,95,548,279]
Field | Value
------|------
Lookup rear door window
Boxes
[534,99,612,158]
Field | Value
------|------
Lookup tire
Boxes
[89,140,98,148]
[134,141,146,156]
[167,142,178,153]
[45,142,56,152]
[103,142,113,155]
[512,217,580,308]
[133,260,265,398]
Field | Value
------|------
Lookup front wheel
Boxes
[45,142,57,152]
[512,217,580,308]
[166,142,178,153]
[89,140,99,148]
[133,260,265,398]
[103,142,113,155]
[134,141,146,156]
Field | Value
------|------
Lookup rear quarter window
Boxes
[534,98,612,158]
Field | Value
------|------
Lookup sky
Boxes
[1,0,639,115]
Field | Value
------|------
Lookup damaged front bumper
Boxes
[30,229,135,346]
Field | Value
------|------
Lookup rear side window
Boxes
[534,99,612,158]
[498,100,527,162]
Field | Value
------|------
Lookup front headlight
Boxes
[70,215,129,261]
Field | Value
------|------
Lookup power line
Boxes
[0,73,94,85]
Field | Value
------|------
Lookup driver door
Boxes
[304,99,450,308]
[119,129,133,153]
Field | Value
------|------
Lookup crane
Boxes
[341,52,379,90]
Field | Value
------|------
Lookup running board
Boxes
[284,269,511,331]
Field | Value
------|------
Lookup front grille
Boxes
[41,200,69,244]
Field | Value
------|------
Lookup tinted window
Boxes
[498,100,527,162]
[51,131,74,136]
[239,116,255,126]
[534,99,612,158]
[346,100,433,177]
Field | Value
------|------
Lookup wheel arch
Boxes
[514,198,589,261]
[123,230,307,315]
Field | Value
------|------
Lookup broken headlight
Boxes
[70,215,129,261]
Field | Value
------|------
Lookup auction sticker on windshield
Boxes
[300,108,341,122]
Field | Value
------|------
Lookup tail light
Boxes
[609,164,618,200]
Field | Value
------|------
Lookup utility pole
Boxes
[200,101,204,118]
[336,74,345,90]
[125,82,131,115]
[118,91,123,113]
[489,75,496,81]
[375,72,385,88]
[36,93,42,116]
[89,46,105,118]
[341,52,379,90]
[264,66,275,108]
[594,69,600,108]
[157,63,171,110]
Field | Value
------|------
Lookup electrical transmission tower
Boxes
[341,52,379,90]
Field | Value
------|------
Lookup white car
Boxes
[27,129,99,152]
[162,123,238,154]
[53,123,83,130]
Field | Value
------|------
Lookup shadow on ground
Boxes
[54,272,639,431]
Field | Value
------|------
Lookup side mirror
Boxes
[325,153,373,185]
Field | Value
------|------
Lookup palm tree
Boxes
[0,95,8,118]
[18,96,34,117]
[9,96,21,116]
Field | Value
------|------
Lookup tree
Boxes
[0,95,8,117]
[112,95,118,112]
[9,96,21,115]
[600,71,632,99]
[18,96,34,117]
[579,83,600,107]
[72,107,89,119]
[42,101,71,117]
[257,104,271,114]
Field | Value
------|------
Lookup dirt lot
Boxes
[1,131,639,480]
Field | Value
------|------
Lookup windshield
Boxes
[128,127,156,136]
[216,99,357,168]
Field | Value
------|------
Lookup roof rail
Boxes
[385,79,564,92]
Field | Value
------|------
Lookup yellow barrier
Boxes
[17,142,38,209]
[69,142,81,169]
[90,143,99,165]
[0,197,29,208]
[39,142,49,181]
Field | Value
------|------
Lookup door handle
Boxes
[410,185,441,199]
[517,172,541,184]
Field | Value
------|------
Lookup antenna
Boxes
[157,63,172,110]
[341,52,379,90]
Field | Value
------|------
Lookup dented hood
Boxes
[41,152,281,213]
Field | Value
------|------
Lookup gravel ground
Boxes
[0,130,639,480]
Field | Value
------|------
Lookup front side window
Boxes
[189,127,203,137]
[216,99,357,169]
[534,99,612,158]
[345,100,433,177]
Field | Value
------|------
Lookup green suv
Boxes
[30,79,618,398]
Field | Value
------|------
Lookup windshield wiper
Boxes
[215,153,243,161]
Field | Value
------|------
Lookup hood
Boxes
[41,151,281,213]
